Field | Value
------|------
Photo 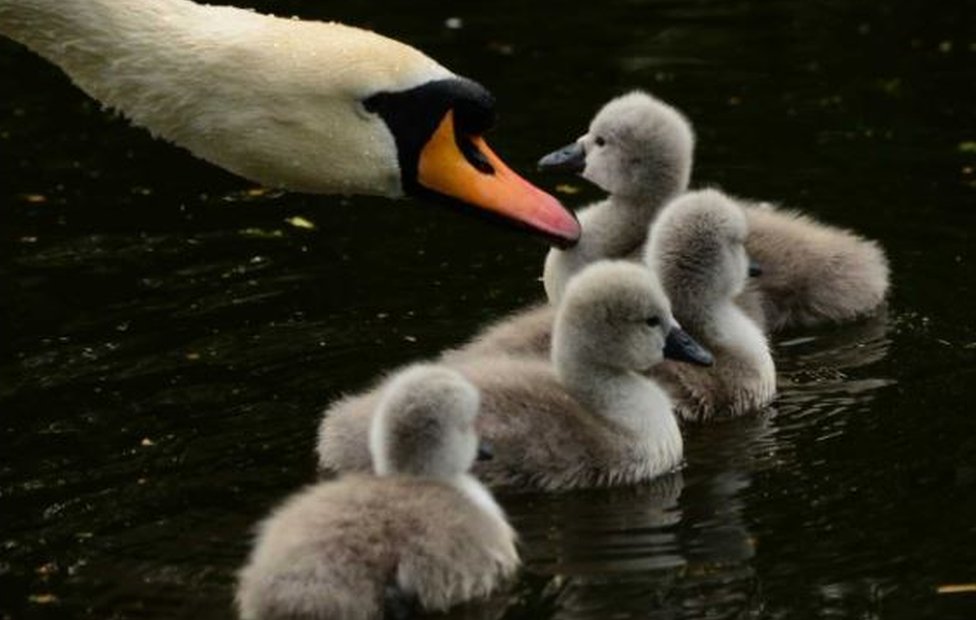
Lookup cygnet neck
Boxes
[597,174,690,251]
[553,345,673,439]
[681,299,769,367]
[452,474,507,521]
[583,192,668,256]
[612,182,684,215]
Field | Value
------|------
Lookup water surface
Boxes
[2,0,975,618]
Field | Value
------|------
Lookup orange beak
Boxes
[417,111,581,246]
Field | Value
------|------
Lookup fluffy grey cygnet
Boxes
[538,90,889,330]
[645,189,776,421]
[238,365,518,620]
[318,262,713,490]
[737,200,889,330]
[540,91,694,302]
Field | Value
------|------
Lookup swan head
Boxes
[645,189,753,316]
[147,18,582,248]
[369,364,485,478]
[360,76,580,246]
[537,91,694,204]
[553,261,712,373]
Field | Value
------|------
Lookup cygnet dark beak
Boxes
[749,259,763,278]
[477,440,494,462]
[663,325,714,367]
[538,141,586,174]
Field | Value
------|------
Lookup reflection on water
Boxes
[3,0,976,618]
[498,313,897,620]
[508,467,758,620]
[773,312,895,441]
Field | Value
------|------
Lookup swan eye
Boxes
[645,316,660,327]
[594,136,606,147]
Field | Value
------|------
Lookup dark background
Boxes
[2,0,975,618]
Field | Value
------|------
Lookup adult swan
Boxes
[0,0,581,245]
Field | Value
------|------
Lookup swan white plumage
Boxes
[0,0,581,244]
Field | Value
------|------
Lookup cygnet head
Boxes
[553,261,712,373]
[370,364,481,478]
[645,189,753,316]
[538,91,694,204]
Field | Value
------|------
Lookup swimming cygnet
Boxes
[318,261,712,491]
[238,365,518,620]
[737,200,889,330]
[538,90,889,330]
[539,91,694,302]
[645,189,776,421]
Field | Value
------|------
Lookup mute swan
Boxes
[237,364,517,620]
[318,261,713,490]
[0,0,581,244]
[538,90,889,326]
[645,189,776,420]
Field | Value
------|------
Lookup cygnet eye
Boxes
[594,136,606,147]
[645,316,660,327]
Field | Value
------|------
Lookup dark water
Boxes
[2,0,975,618]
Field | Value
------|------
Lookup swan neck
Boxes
[0,0,201,73]
[0,0,448,196]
